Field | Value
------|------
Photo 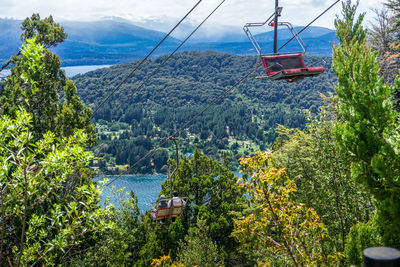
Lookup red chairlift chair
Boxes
[261,53,324,82]
[243,5,325,82]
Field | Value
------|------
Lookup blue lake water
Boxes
[95,175,167,212]
[63,65,112,77]
[0,64,111,78]
[95,171,243,213]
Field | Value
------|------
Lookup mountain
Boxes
[254,26,335,42]
[53,20,181,65]
[0,18,181,65]
[62,20,179,45]
[133,17,250,43]
[0,19,23,59]
[0,18,336,66]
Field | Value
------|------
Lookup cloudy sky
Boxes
[0,0,385,31]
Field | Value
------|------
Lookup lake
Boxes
[95,171,243,213]
[95,175,167,212]
[0,64,111,78]
[63,65,112,77]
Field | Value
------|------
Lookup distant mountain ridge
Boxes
[0,18,336,66]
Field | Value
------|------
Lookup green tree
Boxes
[20,13,67,48]
[272,102,374,256]
[163,149,244,250]
[177,218,224,267]
[0,21,95,147]
[138,149,245,265]
[0,13,66,72]
[70,190,146,266]
[333,0,400,259]
[232,152,341,266]
[0,25,104,266]
[0,110,107,265]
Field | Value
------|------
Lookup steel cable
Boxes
[276,0,340,53]
[106,68,254,186]
[114,0,226,113]
[92,0,203,115]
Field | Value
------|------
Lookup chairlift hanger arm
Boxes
[276,21,306,54]
[243,13,275,28]
[243,13,275,55]
[168,137,179,170]
[168,137,179,197]
[244,16,307,55]
[244,0,339,56]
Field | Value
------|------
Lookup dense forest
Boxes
[73,51,336,173]
[1,0,400,265]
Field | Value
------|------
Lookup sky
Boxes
[0,0,386,32]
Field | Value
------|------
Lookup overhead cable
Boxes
[92,0,203,115]
[106,68,254,186]
[115,0,226,111]
[277,0,340,53]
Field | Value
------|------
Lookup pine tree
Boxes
[333,0,400,252]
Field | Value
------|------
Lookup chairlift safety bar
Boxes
[243,12,307,55]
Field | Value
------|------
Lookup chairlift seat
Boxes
[151,207,171,221]
[151,197,187,222]
[261,53,324,82]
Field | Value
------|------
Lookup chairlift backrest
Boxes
[152,207,171,220]
[259,53,324,82]
[262,53,305,75]
[171,206,184,217]
[151,197,187,222]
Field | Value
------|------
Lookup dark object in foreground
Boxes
[364,247,400,267]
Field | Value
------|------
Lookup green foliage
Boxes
[344,219,382,266]
[20,13,67,48]
[233,152,342,266]
[1,36,95,146]
[162,149,244,248]
[334,0,366,47]
[136,149,245,265]
[19,38,44,95]
[272,102,374,256]
[0,23,105,265]
[333,0,400,248]
[70,190,146,266]
[0,110,107,265]
[177,218,224,267]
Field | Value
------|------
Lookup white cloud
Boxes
[0,0,386,30]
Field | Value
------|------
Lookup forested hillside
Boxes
[73,51,336,173]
